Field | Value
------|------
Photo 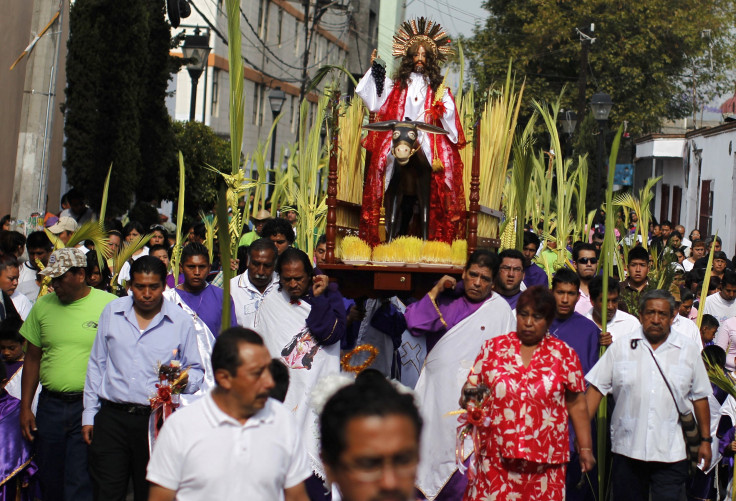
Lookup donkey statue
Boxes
[362,119,448,241]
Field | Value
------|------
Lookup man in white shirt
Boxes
[584,275,640,345]
[703,271,736,323]
[230,239,279,329]
[585,290,712,499]
[146,327,310,501]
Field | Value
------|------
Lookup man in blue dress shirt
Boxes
[82,256,204,501]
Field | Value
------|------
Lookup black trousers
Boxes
[612,453,688,501]
[88,404,150,501]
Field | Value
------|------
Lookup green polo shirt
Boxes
[20,288,116,392]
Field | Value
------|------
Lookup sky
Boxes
[404,0,487,39]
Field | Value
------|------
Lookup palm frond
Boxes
[44,229,65,250]
[99,163,113,224]
[110,234,153,288]
[65,221,111,258]
[697,231,718,328]
[305,65,358,95]
[171,152,186,287]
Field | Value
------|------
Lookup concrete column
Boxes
[11,0,65,221]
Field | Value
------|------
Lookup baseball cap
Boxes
[47,216,78,234]
[40,248,88,278]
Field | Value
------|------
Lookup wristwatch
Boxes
[701,437,713,443]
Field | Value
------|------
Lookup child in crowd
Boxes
[0,318,25,400]
[701,314,720,347]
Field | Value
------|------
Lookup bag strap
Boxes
[630,338,684,414]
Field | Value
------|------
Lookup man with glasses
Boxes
[147,327,310,501]
[494,249,526,310]
[320,373,422,501]
[572,243,599,314]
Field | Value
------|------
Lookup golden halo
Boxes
[392,17,454,62]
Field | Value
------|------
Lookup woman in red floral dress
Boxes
[460,286,595,500]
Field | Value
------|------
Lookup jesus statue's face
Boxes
[413,45,427,73]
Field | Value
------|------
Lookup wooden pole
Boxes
[467,121,481,258]
[325,91,340,264]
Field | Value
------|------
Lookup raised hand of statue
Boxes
[370,49,377,66]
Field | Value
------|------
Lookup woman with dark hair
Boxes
[147,225,168,248]
[85,251,112,292]
[117,221,149,287]
[460,286,595,500]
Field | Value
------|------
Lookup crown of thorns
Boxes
[392,17,454,61]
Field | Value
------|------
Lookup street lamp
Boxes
[560,109,577,136]
[268,87,287,198]
[181,28,211,122]
[590,92,613,210]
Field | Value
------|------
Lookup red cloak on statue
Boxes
[359,81,466,246]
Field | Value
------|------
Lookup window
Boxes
[698,180,713,236]
[290,96,297,133]
[257,0,270,40]
[294,18,301,57]
[211,69,220,117]
[671,186,682,226]
[252,83,265,125]
[277,8,283,46]
[659,183,670,224]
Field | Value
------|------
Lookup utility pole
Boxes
[12,0,66,222]
[298,0,329,105]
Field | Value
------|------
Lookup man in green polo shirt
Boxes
[19,247,116,501]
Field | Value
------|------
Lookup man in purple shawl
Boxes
[549,268,600,501]
[406,250,514,501]
[405,251,498,353]
[171,243,236,336]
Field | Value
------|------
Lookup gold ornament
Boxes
[341,344,379,374]
[392,17,454,62]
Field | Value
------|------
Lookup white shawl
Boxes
[414,293,515,499]
[255,289,340,478]
[162,288,216,405]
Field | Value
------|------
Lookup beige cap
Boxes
[47,216,79,234]
[40,248,88,278]
[251,209,272,222]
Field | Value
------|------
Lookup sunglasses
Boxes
[577,257,598,265]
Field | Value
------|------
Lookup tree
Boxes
[465,0,736,134]
[166,121,232,222]
[64,0,177,216]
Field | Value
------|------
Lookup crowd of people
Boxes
[1,189,736,501]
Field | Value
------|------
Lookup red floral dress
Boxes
[463,332,585,501]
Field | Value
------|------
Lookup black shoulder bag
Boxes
[631,339,701,473]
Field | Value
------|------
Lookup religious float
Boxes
[318,18,514,299]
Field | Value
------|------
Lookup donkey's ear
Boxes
[362,120,399,132]
[412,122,448,135]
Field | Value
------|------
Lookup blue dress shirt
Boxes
[83,296,205,425]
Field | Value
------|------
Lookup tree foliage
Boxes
[166,121,231,222]
[465,0,736,134]
[64,0,176,216]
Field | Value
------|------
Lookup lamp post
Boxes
[181,28,211,122]
[267,87,287,198]
[560,109,577,157]
[590,92,613,210]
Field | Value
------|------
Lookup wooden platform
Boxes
[320,263,463,299]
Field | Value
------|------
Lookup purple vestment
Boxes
[523,263,549,288]
[549,312,600,375]
[0,391,37,500]
[175,285,236,337]
[499,290,522,310]
[404,291,485,352]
